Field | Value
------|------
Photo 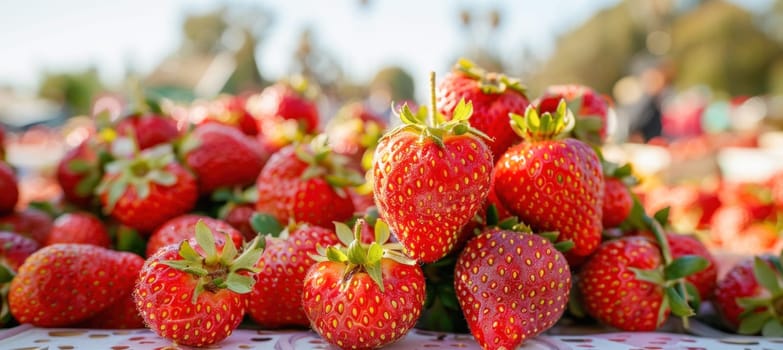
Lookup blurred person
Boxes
[629,59,675,142]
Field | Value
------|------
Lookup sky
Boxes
[0,0,774,96]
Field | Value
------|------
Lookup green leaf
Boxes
[683,281,701,311]
[250,213,283,236]
[347,241,366,264]
[161,259,208,276]
[230,236,265,272]
[665,286,695,317]
[326,246,349,263]
[367,242,383,264]
[75,172,100,197]
[365,261,384,291]
[630,267,664,285]
[374,219,390,244]
[438,285,460,310]
[148,170,177,186]
[220,233,238,264]
[178,239,202,261]
[115,226,146,256]
[194,221,217,259]
[301,165,325,180]
[664,255,710,280]
[452,99,473,122]
[653,207,670,227]
[106,179,127,212]
[335,222,355,246]
[67,159,92,173]
[554,240,575,253]
[753,257,782,294]
[225,273,255,294]
[736,296,771,310]
[738,311,772,335]
[0,264,15,283]
[134,181,150,199]
[762,319,783,337]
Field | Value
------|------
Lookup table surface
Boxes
[1,324,781,350]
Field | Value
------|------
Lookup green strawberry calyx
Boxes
[510,100,576,142]
[455,58,527,96]
[295,134,366,196]
[734,255,783,336]
[161,220,265,304]
[95,144,180,212]
[312,219,415,292]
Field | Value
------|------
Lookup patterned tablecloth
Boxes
[1,325,781,350]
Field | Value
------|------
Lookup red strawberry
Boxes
[46,212,111,248]
[146,214,243,257]
[0,162,18,215]
[256,137,361,228]
[0,231,40,271]
[247,223,339,328]
[56,139,103,207]
[78,252,146,329]
[221,203,257,242]
[373,75,493,263]
[0,208,54,245]
[96,145,198,233]
[325,101,387,171]
[115,113,180,150]
[455,229,570,348]
[134,221,265,347]
[602,163,635,228]
[713,255,783,336]
[537,84,611,144]
[667,233,717,300]
[181,123,267,194]
[202,94,259,136]
[302,220,425,349]
[247,80,320,153]
[437,58,530,160]
[494,102,604,258]
[9,244,142,327]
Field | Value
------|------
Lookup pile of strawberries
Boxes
[0,59,781,350]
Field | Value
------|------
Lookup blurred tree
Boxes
[290,28,344,92]
[38,67,104,115]
[370,66,415,103]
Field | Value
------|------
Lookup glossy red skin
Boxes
[302,258,426,349]
[116,114,180,150]
[46,212,111,248]
[579,237,667,331]
[56,141,99,207]
[667,233,717,300]
[252,84,319,153]
[373,131,493,263]
[602,177,632,228]
[146,215,243,257]
[0,162,18,215]
[222,204,256,242]
[486,182,513,222]
[134,244,249,347]
[78,253,146,329]
[713,256,779,329]
[101,163,198,233]
[9,244,142,327]
[256,145,355,228]
[0,208,54,245]
[494,138,604,258]
[0,231,40,271]
[202,95,259,136]
[537,85,610,142]
[247,225,339,328]
[437,72,530,160]
[456,229,570,348]
[184,123,267,194]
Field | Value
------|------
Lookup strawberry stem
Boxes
[429,71,437,128]
[644,214,692,329]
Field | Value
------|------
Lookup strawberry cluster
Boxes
[0,59,779,350]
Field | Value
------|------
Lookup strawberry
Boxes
[602,163,635,229]
[537,84,611,144]
[437,58,530,160]
[302,220,425,349]
[181,123,267,194]
[666,233,717,300]
[9,244,143,327]
[96,144,198,233]
[455,228,571,349]
[78,252,146,329]
[146,214,243,258]
[0,231,40,271]
[325,101,387,171]
[115,113,180,150]
[0,161,18,215]
[56,139,104,207]
[0,208,54,245]
[46,212,111,248]
[202,94,259,136]
[222,203,257,242]
[373,74,493,263]
[247,223,339,328]
[256,136,362,228]
[247,80,320,154]
[713,255,783,336]
[494,101,604,258]
[134,221,265,347]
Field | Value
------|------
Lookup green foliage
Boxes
[38,68,104,115]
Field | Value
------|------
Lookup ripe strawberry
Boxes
[537,84,611,144]
[302,220,425,349]
[437,58,530,160]
[56,139,103,207]
[455,229,570,349]
[134,221,265,347]
[0,161,18,215]
[0,208,54,245]
[78,252,146,329]
[202,94,259,136]
[667,233,717,300]
[256,136,361,228]
[602,163,635,228]
[96,144,198,233]
[494,101,604,258]
[325,101,387,171]
[9,244,143,327]
[46,212,111,248]
[0,231,40,271]
[713,255,783,336]
[247,80,320,154]
[146,214,243,257]
[373,74,493,263]
[247,223,339,328]
[221,203,256,242]
[115,113,180,150]
[181,123,267,194]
